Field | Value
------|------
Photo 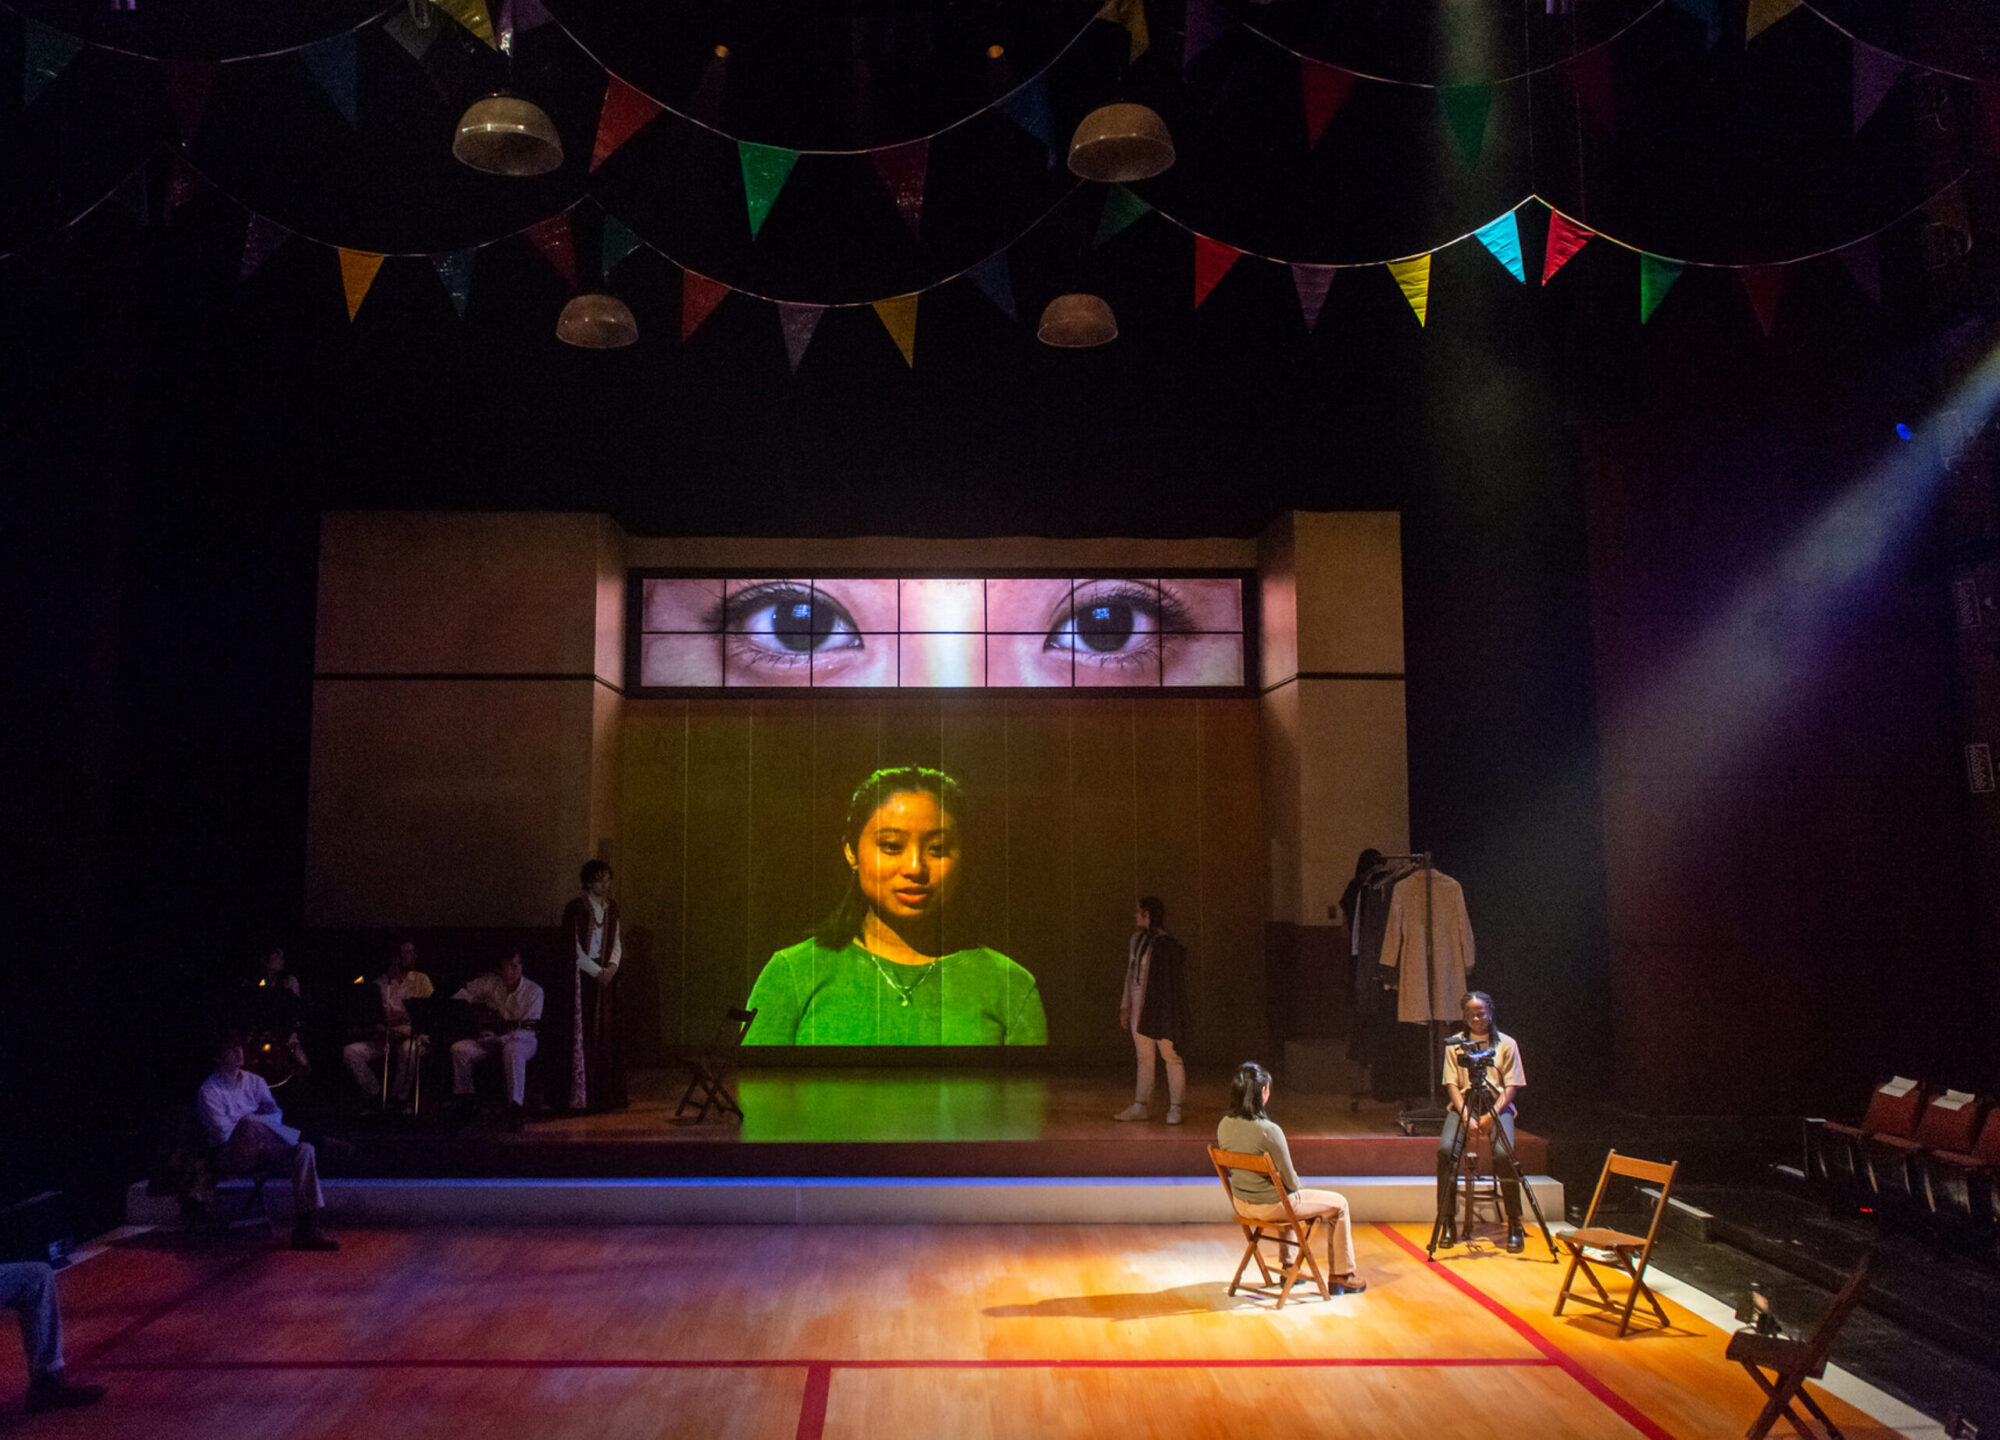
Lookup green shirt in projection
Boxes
[744,939,1048,1045]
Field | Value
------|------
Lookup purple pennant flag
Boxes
[965,253,1015,320]
[997,75,1057,166]
[432,249,477,317]
[163,156,211,224]
[1291,265,1334,330]
[1838,236,1880,304]
[777,303,825,373]
[239,214,292,280]
[1183,0,1231,77]
[304,32,358,128]
[1851,42,1904,134]
[510,0,555,33]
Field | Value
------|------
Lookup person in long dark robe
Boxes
[562,861,628,1111]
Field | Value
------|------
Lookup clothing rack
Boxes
[1371,851,1450,1137]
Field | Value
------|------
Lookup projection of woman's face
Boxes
[640,577,1243,687]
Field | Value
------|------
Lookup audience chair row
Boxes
[1808,1079,2000,1237]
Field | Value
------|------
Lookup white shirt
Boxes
[453,974,545,1028]
[577,896,622,979]
[375,970,435,1029]
[197,1068,300,1147]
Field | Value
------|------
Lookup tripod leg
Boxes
[1489,1120,1559,1260]
[1428,1111,1472,1259]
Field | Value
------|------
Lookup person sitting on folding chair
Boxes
[1436,990,1527,1252]
[342,940,433,1113]
[1215,1062,1366,1294]
[450,953,544,1132]
[197,1034,338,1251]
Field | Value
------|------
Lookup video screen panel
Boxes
[633,574,1248,691]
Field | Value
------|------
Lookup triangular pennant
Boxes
[339,249,385,321]
[1639,253,1683,323]
[602,215,642,276]
[1291,265,1334,330]
[510,0,555,34]
[163,156,212,224]
[1183,0,1231,76]
[1740,265,1784,336]
[1745,0,1801,44]
[432,249,476,317]
[161,60,219,140]
[873,294,918,367]
[1851,42,1904,134]
[1095,184,1153,245]
[738,142,800,238]
[681,271,730,341]
[23,22,85,108]
[383,8,441,60]
[1441,83,1494,166]
[777,303,825,374]
[432,0,497,48]
[1672,0,1723,47]
[1837,236,1880,304]
[1096,0,1149,63]
[525,213,578,289]
[871,141,929,237]
[303,32,358,128]
[1566,47,1616,134]
[965,253,1016,320]
[591,75,663,171]
[109,170,150,227]
[1542,210,1595,284]
[1474,211,1526,282]
[998,75,1057,166]
[1299,60,1354,148]
[1387,255,1431,326]
[1193,235,1241,309]
[239,214,292,280]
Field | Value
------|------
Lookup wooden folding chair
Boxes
[673,1007,756,1124]
[1207,1146,1332,1309]
[1553,1150,1679,1336]
[1725,1252,1872,1440]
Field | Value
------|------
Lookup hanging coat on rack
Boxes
[1377,868,1475,1024]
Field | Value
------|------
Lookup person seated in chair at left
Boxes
[450,953,543,1132]
[197,1033,339,1251]
[1217,1062,1366,1294]
[1435,989,1527,1252]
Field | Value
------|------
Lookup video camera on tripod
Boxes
[1444,1033,1498,1094]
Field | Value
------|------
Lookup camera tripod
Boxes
[1426,1072,1558,1262]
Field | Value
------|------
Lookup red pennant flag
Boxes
[1740,266,1784,336]
[525,214,577,290]
[591,75,663,171]
[162,60,219,140]
[682,271,730,341]
[871,140,929,237]
[1566,48,1616,134]
[1542,211,1595,284]
[1300,60,1353,148]
[1193,235,1242,308]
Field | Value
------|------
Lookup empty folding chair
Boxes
[1554,1150,1679,1337]
[1726,1252,1871,1440]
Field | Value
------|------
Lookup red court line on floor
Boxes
[100,1356,1556,1372]
[795,1362,832,1440]
[75,1253,265,1366]
[1379,1225,1678,1440]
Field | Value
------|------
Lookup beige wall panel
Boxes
[1065,700,1143,1034]
[593,516,627,685]
[1193,698,1267,1057]
[1293,512,1404,676]
[1257,514,1298,689]
[615,702,687,1065]
[305,678,595,926]
[1259,681,1303,925]
[1295,679,1410,926]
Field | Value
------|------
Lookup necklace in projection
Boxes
[865,950,940,1008]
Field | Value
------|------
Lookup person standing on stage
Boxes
[563,861,627,1112]
[450,953,544,1131]
[1114,897,1189,1125]
[1215,1062,1365,1293]
[197,1035,338,1251]
[1435,990,1527,1252]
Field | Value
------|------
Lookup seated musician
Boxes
[343,940,434,1112]
[246,942,310,1079]
[197,1033,338,1251]
[450,953,544,1132]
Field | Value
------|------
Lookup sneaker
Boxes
[1164,1105,1184,1126]
[290,1226,340,1253]
[1506,1221,1525,1253]
[1332,1276,1369,1295]
[1112,1103,1150,1122]
[25,1374,105,1414]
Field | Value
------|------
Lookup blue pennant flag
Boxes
[998,77,1057,167]
[965,254,1016,320]
[1474,211,1525,282]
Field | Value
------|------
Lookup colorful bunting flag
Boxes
[1672,0,1723,48]
[1193,236,1241,308]
[1745,0,1801,44]
[873,294,918,367]
[1096,185,1153,245]
[1474,211,1526,282]
[682,271,729,341]
[1183,0,1231,76]
[162,60,219,141]
[1542,211,1595,284]
[433,249,476,317]
[871,141,929,237]
[383,8,441,60]
[240,215,292,280]
[965,254,1016,320]
[1097,0,1149,63]
[1639,254,1682,323]
[1387,256,1431,326]
[526,213,577,290]
[1740,265,1783,336]
[433,0,497,48]
[592,76,663,171]
[778,303,825,373]
[739,142,800,238]
[1851,42,1904,134]
[163,156,211,224]
[23,22,84,108]
[1300,60,1354,148]
[510,0,555,33]
[1566,48,1616,134]
[602,215,642,276]
[1837,236,1880,304]
[998,76,1057,166]
[1291,265,1334,330]
[304,33,358,128]
[1441,83,1494,166]
[339,249,385,321]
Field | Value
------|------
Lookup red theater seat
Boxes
[1813,1077,1925,1198]
[1864,1089,1983,1212]
[1920,1104,2000,1233]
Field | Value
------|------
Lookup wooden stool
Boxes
[1456,1130,1507,1242]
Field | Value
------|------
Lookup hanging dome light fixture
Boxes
[556,293,639,349]
[1067,102,1174,183]
[453,93,564,176]
[1037,294,1117,348]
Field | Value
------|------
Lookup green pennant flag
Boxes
[1095,185,1152,246]
[603,215,643,276]
[739,142,800,239]
[1441,82,1494,166]
[24,22,85,107]
[1640,253,1683,323]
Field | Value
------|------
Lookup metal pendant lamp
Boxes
[454,93,564,176]
[1037,293,1117,348]
[1067,102,1175,183]
[557,293,639,349]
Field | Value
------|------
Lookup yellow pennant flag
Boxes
[1387,255,1431,327]
[339,249,385,321]
[1096,0,1149,62]
[874,294,918,367]
[1745,0,1800,43]
[432,0,496,48]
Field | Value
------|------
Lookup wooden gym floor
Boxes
[5,1222,1912,1439]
